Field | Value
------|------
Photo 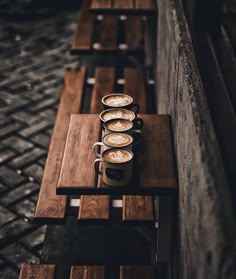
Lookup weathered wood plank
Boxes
[70,266,104,279]
[97,16,118,51]
[72,0,94,53]
[58,114,101,192]
[34,67,86,221]
[135,0,156,10]
[124,68,147,113]
[19,264,55,279]
[114,0,133,9]
[124,17,143,53]
[122,195,154,221]
[90,67,116,114]
[139,115,177,190]
[120,266,156,279]
[91,0,111,9]
[78,195,110,220]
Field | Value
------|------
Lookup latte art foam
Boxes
[106,119,132,132]
[102,109,134,121]
[105,95,132,107]
[104,149,133,163]
[104,133,133,147]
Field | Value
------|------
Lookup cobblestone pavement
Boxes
[0,2,79,278]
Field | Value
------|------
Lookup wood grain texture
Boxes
[98,16,118,51]
[19,264,55,279]
[114,0,133,9]
[34,67,86,221]
[58,114,101,191]
[70,266,104,279]
[120,266,156,279]
[139,114,177,190]
[124,17,143,52]
[72,0,94,53]
[90,0,156,14]
[91,0,111,9]
[124,68,147,113]
[78,195,110,220]
[135,0,156,10]
[90,68,115,113]
[122,195,154,221]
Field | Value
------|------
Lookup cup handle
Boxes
[94,158,103,175]
[93,142,104,158]
[131,103,140,113]
[136,117,144,129]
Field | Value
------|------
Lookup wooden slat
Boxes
[98,16,118,51]
[135,0,156,10]
[58,114,101,192]
[123,68,147,113]
[122,196,154,221]
[19,264,55,279]
[90,67,116,114]
[124,17,143,53]
[114,0,133,9]
[78,195,110,220]
[34,67,86,221]
[91,0,111,9]
[139,115,177,191]
[120,266,156,279]
[72,0,94,53]
[90,0,156,14]
[70,266,104,279]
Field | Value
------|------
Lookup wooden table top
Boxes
[57,114,177,195]
[90,0,157,15]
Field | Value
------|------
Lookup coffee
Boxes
[106,119,133,132]
[103,149,133,163]
[102,94,133,107]
[104,133,133,147]
[100,109,135,122]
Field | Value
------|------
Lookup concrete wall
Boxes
[156,0,236,278]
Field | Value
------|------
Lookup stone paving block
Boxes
[31,133,51,149]
[29,193,39,203]
[0,183,7,194]
[2,136,33,153]
[0,206,17,226]
[29,98,57,113]
[19,226,47,250]
[10,200,36,220]
[0,182,39,205]
[0,122,23,138]
[0,149,15,164]
[0,242,39,269]
[0,166,25,187]
[0,257,5,267]
[0,267,18,279]
[8,148,45,169]
[18,120,51,137]
[38,157,47,167]
[12,111,42,125]
[22,164,44,183]
[0,218,33,246]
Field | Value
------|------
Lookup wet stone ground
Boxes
[0,2,79,278]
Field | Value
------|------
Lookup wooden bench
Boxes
[90,0,157,15]
[19,264,158,278]
[71,0,144,55]
[34,66,157,224]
